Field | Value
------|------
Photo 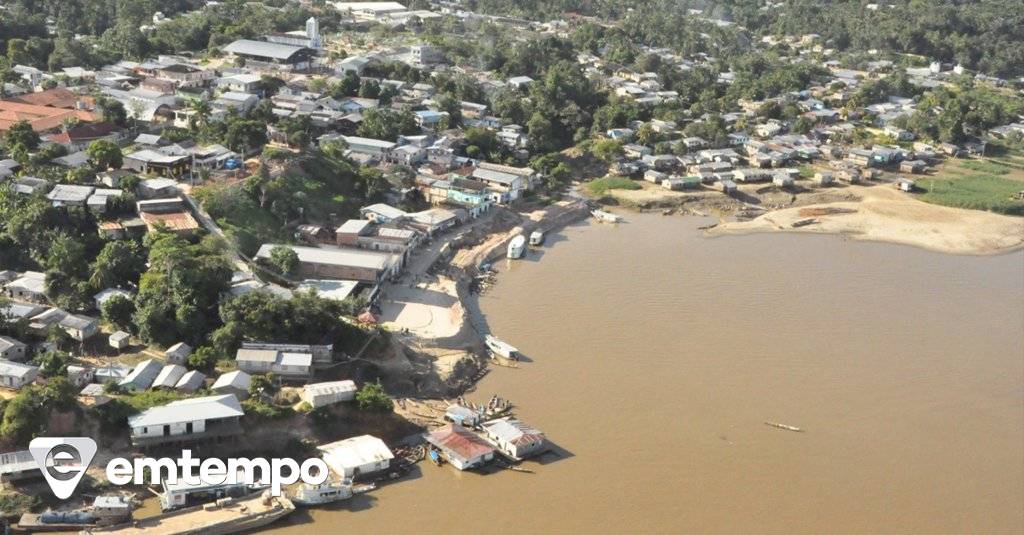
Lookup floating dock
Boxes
[79,493,295,535]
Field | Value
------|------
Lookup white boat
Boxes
[507,235,526,259]
[591,209,622,223]
[529,230,545,246]
[485,335,519,359]
[290,479,373,506]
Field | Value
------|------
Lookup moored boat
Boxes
[80,492,294,535]
[591,210,622,223]
[291,480,353,506]
[485,335,519,359]
[507,235,526,259]
[529,230,545,246]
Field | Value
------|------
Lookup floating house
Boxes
[481,418,546,459]
[426,424,495,470]
[318,435,394,478]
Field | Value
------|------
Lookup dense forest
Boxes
[466,0,1024,79]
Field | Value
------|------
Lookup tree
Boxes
[268,245,298,276]
[224,119,268,154]
[90,240,147,289]
[356,380,392,411]
[187,346,219,372]
[3,120,40,152]
[86,139,122,170]
[35,350,71,378]
[592,139,624,162]
[527,112,557,154]
[96,97,128,127]
[356,108,418,140]
[101,294,135,332]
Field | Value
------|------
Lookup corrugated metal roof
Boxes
[223,39,308,61]
[128,394,244,428]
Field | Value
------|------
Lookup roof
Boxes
[482,418,545,446]
[46,122,121,144]
[223,39,310,61]
[318,435,394,467]
[166,342,192,358]
[0,336,26,352]
[128,394,244,428]
[472,167,520,186]
[152,364,187,388]
[139,211,200,232]
[0,100,95,132]
[119,358,163,389]
[212,370,251,391]
[256,244,398,272]
[303,380,356,396]
[360,203,407,219]
[426,424,495,460]
[336,219,372,234]
[47,182,95,200]
[296,279,360,302]
[8,87,82,109]
[0,359,37,379]
[175,370,206,391]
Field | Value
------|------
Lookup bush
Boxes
[355,380,392,412]
[586,176,642,196]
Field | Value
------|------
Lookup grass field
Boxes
[915,148,1024,215]
[586,176,642,196]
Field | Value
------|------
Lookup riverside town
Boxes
[0,0,1020,534]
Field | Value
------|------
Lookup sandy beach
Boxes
[708,185,1024,255]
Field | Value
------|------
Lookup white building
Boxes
[0,359,38,389]
[318,435,394,477]
[211,370,252,400]
[481,418,546,459]
[128,394,245,446]
[235,348,313,379]
[425,424,495,470]
[0,336,28,362]
[119,358,163,391]
[301,380,357,408]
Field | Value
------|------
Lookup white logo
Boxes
[29,437,98,500]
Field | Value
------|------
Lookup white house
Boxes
[211,370,251,400]
[235,348,313,379]
[128,394,245,446]
[318,435,394,478]
[165,342,192,365]
[481,418,546,459]
[152,364,187,389]
[300,380,357,408]
[119,358,163,391]
[0,359,39,389]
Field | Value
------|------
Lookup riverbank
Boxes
[708,185,1024,255]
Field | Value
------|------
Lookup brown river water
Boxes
[270,214,1024,534]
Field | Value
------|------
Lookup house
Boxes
[663,176,701,190]
[59,314,100,341]
[718,179,738,194]
[12,176,50,196]
[174,370,206,392]
[622,144,652,158]
[425,424,495,471]
[109,331,131,350]
[773,174,796,187]
[256,244,401,284]
[127,394,245,447]
[0,337,28,362]
[152,364,187,389]
[211,370,252,400]
[235,347,313,379]
[318,435,394,478]
[44,122,125,152]
[0,451,40,482]
[0,359,38,389]
[46,184,95,207]
[124,150,190,178]
[119,358,163,391]
[214,91,259,113]
[67,365,95,387]
[300,380,357,408]
[444,404,481,427]
[359,203,407,224]
[644,170,666,184]
[897,178,916,192]
[165,342,192,365]
[4,271,47,302]
[481,418,546,459]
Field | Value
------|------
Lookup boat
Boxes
[80,492,295,535]
[591,209,621,223]
[764,421,804,432]
[290,480,353,506]
[529,230,545,246]
[506,235,526,259]
[485,335,518,359]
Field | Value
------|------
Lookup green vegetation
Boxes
[959,160,1013,176]
[0,492,38,516]
[356,380,392,412]
[586,176,642,196]
[918,174,1024,216]
[0,378,78,445]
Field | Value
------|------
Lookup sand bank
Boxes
[708,185,1024,255]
